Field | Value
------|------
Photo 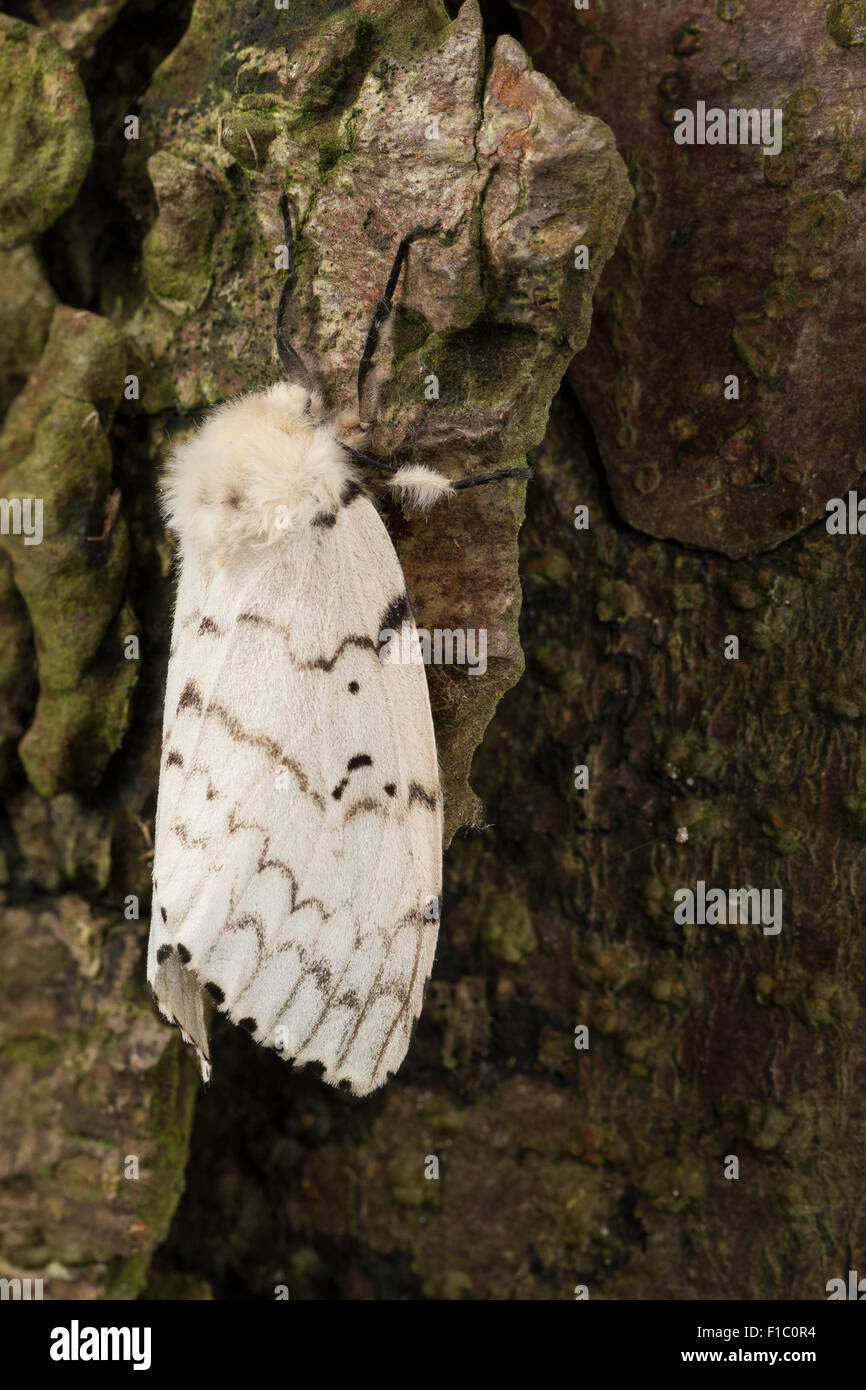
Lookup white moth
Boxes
[147,201,528,1095]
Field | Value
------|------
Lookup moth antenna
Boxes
[356,222,440,427]
[342,445,399,476]
[385,466,455,510]
[275,194,315,392]
[343,449,532,502]
[450,466,534,491]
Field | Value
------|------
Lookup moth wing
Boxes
[148,490,442,1094]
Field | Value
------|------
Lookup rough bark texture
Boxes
[153,382,866,1300]
[515,0,866,557]
[0,0,633,1299]
[2,0,862,1304]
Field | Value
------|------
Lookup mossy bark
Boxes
[157,380,865,1301]
[0,0,630,1299]
[4,0,855,1305]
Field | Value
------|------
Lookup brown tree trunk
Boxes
[1,0,862,1302]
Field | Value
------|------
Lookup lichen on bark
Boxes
[0,14,93,250]
[0,306,139,799]
[117,0,631,834]
[0,0,631,1300]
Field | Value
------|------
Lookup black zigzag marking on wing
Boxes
[170,819,211,849]
[188,810,345,996]
[344,796,387,823]
[325,908,431,1079]
[236,613,378,673]
[408,781,439,811]
[332,753,373,799]
[194,809,433,1058]
[288,907,429,1064]
[172,696,326,811]
[379,592,412,633]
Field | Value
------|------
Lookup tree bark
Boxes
[0,0,632,1299]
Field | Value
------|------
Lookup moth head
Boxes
[161,383,350,557]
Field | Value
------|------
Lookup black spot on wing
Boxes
[160,906,167,923]
[300,1060,326,1080]
[238,1017,258,1034]
[166,749,183,767]
[205,982,225,1005]
[312,511,337,528]
[334,753,373,799]
[408,781,438,811]
[176,943,191,964]
[384,782,396,797]
[340,479,364,507]
[198,616,222,636]
[380,592,412,634]
[348,680,359,693]
[178,679,203,713]
[156,945,173,964]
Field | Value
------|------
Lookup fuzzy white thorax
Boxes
[162,383,357,556]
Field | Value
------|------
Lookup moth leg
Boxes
[275,194,315,392]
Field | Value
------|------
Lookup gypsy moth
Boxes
[147,200,529,1094]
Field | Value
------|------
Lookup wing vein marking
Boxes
[310,502,439,1078]
[330,908,426,1069]
[204,703,326,810]
[171,810,339,941]
[158,734,325,918]
[282,504,421,1065]
[370,916,426,1086]
[160,555,293,831]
